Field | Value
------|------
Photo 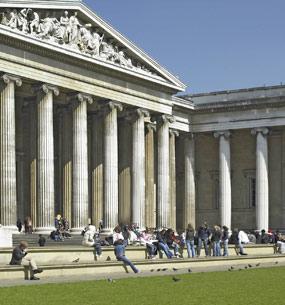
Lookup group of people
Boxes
[49,215,71,241]
[16,217,33,234]
[9,221,285,280]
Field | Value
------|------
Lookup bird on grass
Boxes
[157,268,161,272]
[107,278,115,283]
[162,268,168,271]
[72,258,80,263]
[230,266,234,270]
[173,268,178,271]
[188,268,192,273]
[275,261,279,265]
[256,263,260,267]
[248,264,252,268]
[228,268,232,272]
[106,256,111,261]
[172,277,181,282]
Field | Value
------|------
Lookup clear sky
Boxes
[86,0,285,94]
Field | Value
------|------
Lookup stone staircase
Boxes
[12,234,83,247]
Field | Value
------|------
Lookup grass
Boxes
[1,267,285,305]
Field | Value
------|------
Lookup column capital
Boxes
[99,100,123,112]
[124,108,149,122]
[68,92,93,110]
[251,127,269,136]
[33,83,59,96]
[1,73,22,87]
[181,132,195,140]
[213,130,231,139]
[152,114,175,125]
[169,129,179,137]
[145,122,156,132]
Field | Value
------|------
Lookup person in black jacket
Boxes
[222,226,229,256]
[10,241,43,280]
[197,222,211,257]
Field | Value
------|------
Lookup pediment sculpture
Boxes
[0,8,159,78]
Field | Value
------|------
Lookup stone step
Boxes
[12,234,83,247]
[0,244,276,266]
[0,254,284,281]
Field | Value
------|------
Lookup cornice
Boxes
[189,96,285,113]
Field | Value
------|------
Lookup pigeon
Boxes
[188,268,192,273]
[173,268,178,272]
[162,268,168,271]
[172,277,181,282]
[256,263,260,267]
[106,256,111,261]
[107,278,115,283]
[72,258,80,263]
[228,268,232,272]
[150,269,154,272]
[275,261,279,265]
[157,269,161,272]
[230,266,234,270]
[248,264,252,268]
[244,266,248,269]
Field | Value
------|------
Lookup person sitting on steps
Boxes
[10,241,43,280]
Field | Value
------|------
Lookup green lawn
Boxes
[1,267,284,305]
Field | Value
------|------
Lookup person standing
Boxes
[10,241,43,280]
[197,222,211,257]
[185,223,196,258]
[16,219,22,232]
[222,225,229,256]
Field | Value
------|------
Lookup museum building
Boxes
[0,0,284,234]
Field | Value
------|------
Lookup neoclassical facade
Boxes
[0,0,284,234]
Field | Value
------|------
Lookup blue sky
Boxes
[86,0,285,94]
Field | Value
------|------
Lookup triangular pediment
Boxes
[0,0,186,91]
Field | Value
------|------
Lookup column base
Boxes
[35,227,55,234]
[100,228,113,236]
[70,227,85,235]
[1,225,18,232]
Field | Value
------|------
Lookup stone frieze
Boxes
[0,8,160,78]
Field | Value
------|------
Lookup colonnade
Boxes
[0,73,195,233]
[0,73,271,233]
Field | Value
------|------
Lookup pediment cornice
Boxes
[0,0,186,92]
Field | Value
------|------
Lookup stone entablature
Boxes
[0,7,161,79]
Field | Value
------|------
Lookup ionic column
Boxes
[34,84,59,233]
[102,101,123,232]
[251,127,269,231]
[91,114,104,228]
[156,114,175,229]
[214,130,231,229]
[71,93,93,232]
[131,108,149,229]
[145,123,156,228]
[169,129,179,230]
[62,107,72,222]
[0,74,22,229]
[118,119,131,225]
[184,133,196,229]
